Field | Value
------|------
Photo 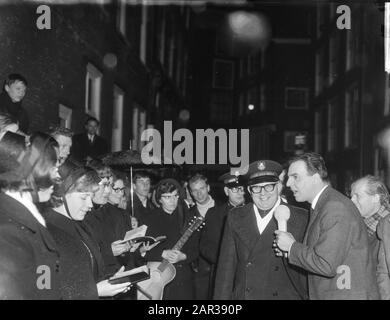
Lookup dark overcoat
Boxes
[214,201,308,300]
[0,193,61,299]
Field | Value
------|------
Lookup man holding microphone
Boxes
[275,152,379,300]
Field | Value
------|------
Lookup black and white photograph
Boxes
[0,0,389,304]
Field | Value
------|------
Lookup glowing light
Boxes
[227,11,271,49]
[248,104,254,111]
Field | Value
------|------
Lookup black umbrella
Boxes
[99,149,179,217]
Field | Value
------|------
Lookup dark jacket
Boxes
[200,202,241,265]
[83,203,137,276]
[0,91,29,133]
[199,202,243,299]
[133,193,154,224]
[214,201,309,300]
[289,187,379,300]
[142,206,199,300]
[71,133,109,162]
[377,213,390,299]
[0,193,61,299]
[44,208,103,299]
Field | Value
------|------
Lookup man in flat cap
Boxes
[214,160,309,300]
[199,170,246,298]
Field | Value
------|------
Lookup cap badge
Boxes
[258,162,265,171]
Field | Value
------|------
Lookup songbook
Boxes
[129,235,167,245]
[108,265,150,285]
[117,225,148,244]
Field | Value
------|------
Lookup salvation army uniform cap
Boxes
[218,171,244,188]
[245,160,283,186]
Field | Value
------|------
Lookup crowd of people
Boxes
[1,73,390,300]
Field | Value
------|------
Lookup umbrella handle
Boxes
[130,166,134,217]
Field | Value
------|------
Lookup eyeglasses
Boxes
[112,186,125,193]
[229,186,244,193]
[249,183,277,194]
[161,194,179,201]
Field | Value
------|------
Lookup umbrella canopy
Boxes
[99,149,178,168]
[100,150,142,167]
[99,149,180,218]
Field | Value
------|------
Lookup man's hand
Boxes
[274,230,296,253]
[161,249,186,264]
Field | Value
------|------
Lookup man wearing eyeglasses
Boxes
[199,171,246,299]
[214,160,309,300]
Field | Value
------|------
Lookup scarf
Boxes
[364,205,390,237]
[196,196,215,217]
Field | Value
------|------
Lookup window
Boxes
[329,33,339,85]
[59,104,72,129]
[116,0,126,37]
[284,131,307,153]
[213,59,234,89]
[285,87,308,110]
[327,101,337,152]
[159,9,166,64]
[314,110,322,153]
[140,5,148,64]
[385,73,390,116]
[260,84,266,112]
[247,53,259,75]
[239,58,246,78]
[168,33,175,78]
[260,49,265,70]
[238,92,245,116]
[85,63,102,119]
[209,91,233,124]
[132,105,147,151]
[111,86,124,152]
[315,52,321,95]
[344,87,358,148]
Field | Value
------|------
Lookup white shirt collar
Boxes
[5,191,46,227]
[253,197,281,235]
[311,185,328,210]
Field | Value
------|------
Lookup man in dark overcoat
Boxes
[214,160,308,300]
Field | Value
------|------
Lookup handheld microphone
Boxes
[274,205,291,257]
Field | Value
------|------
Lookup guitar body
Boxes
[136,216,204,300]
[137,261,176,300]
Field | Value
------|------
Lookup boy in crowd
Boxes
[0,73,29,133]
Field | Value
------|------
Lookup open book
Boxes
[117,225,148,244]
[130,235,167,245]
[117,224,166,245]
[108,265,150,285]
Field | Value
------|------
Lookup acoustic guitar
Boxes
[137,216,204,300]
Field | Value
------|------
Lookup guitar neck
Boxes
[156,218,203,273]
[172,227,194,252]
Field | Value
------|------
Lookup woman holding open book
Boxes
[141,178,199,300]
[43,160,131,299]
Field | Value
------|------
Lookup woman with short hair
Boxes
[43,160,131,299]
